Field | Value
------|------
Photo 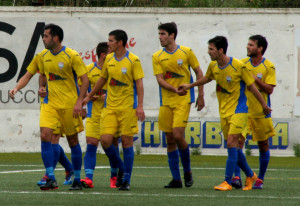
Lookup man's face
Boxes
[208,43,221,61]
[43,29,55,50]
[107,35,120,52]
[158,29,173,47]
[247,39,259,57]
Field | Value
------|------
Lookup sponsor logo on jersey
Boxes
[216,84,231,94]
[164,71,184,79]
[45,59,52,62]
[48,73,66,81]
[161,58,168,62]
[109,78,128,86]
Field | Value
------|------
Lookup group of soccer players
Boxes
[9,21,276,192]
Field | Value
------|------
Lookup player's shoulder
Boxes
[178,45,193,54]
[127,51,141,63]
[152,49,164,58]
[232,57,245,66]
[240,57,251,64]
[86,62,95,70]
[262,58,275,69]
[208,60,218,68]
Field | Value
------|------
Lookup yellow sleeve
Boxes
[26,55,39,75]
[152,54,163,75]
[205,62,216,80]
[265,62,277,86]
[241,64,255,86]
[187,49,200,70]
[133,57,144,80]
[71,52,88,77]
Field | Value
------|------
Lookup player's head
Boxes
[43,24,64,50]
[207,36,228,61]
[108,30,128,51]
[96,42,109,59]
[158,22,177,47]
[247,35,268,57]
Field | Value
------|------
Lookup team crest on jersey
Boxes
[226,76,232,82]
[257,73,263,79]
[49,73,66,81]
[110,78,128,86]
[121,68,127,74]
[58,62,64,69]
[165,71,184,79]
[177,59,183,66]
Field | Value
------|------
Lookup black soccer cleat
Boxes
[40,179,58,190]
[184,171,194,187]
[118,181,130,191]
[115,171,124,188]
[69,181,83,190]
[164,179,182,188]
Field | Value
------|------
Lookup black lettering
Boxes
[0,90,10,103]
[12,90,23,103]
[24,90,35,103]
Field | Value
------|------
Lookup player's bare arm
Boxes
[155,73,187,96]
[248,83,272,115]
[194,66,205,111]
[74,73,89,118]
[82,76,107,106]
[9,71,33,99]
[38,73,47,98]
[178,76,212,93]
[252,74,275,95]
[135,78,145,122]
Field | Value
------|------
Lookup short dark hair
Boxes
[249,35,268,55]
[158,22,178,40]
[208,36,228,54]
[109,30,128,47]
[96,42,108,59]
[44,24,64,42]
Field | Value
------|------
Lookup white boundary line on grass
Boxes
[1,166,300,174]
[0,190,300,200]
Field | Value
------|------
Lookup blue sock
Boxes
[123,147,134,184]
[41,142,55,180]
[179,147,191,173]
[110,145,121,178]
[84,144,97,180]
[225,148,237,184]
[167,150,181,181]
[258,150,270,180]
[71,144,82,183]
[58,145,73,172]
[234,165,241,178]
[104,145,124,174]
[237,149,253,177]
[52,144,60,170]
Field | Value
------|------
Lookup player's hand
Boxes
[82,96,90,107]
[38,87,47,98]
[9,88,18,99]
[263,105,272,115]
[196,95,205,111]
[136,105,145,122]
[81,108,87,120]
[100,94,106,102]
[178,84,190,94]
[73,100,82,118]
[91,95,99,101]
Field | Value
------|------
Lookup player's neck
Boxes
[97,58,104,68]
[164,42,177,53]
[250,55,264,66]
[114,47,127,60]
[51,44,63,54]
[217,55,230,68]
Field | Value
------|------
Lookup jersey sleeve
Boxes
[152,54,163,75]
[100,59,109,79]
[133,57,144,80]
[205,62,216,80]
[26,54,39,75]
[187,49,200,70]
[71,52,88,77]
[241,64,255,86]
[265,62,277,86]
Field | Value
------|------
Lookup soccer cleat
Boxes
[231,176,242,189]
[81,177,94,188]
[40,179,58,190]
[115,171,124,188]
[69,181,83,190]
[37,175,48,186]
[118,181,130,191]
[252,178,264,189]
[110,176,117,188]
[214,181,232,191]
[164,179,182,188]
[242,172,257,191]
[184,171,194,187]
[63,170,74,185]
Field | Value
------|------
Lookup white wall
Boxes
[0,7,299,155]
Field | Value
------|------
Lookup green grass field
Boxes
[0,153,299,206]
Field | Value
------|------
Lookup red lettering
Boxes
[91,47,97,62]
[85,51,90,60]
[129,38,136,47]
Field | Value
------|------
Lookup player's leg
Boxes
[81,136,99,188]
[57,142,74,185]
[111,135,123,188]
[231,138,244,189]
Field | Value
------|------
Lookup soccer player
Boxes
[231,35,276,189]
[38,24,89,190]
[178,36,272,191]
[80,42,124,189]
[152,22,205,188]
[9,51,74,186]
[83,29,145,191]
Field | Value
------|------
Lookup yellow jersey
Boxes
[205,57,255,118]
[101,51,144,109]
[27,49,48,75]
[242,57,276,118]
[39,46,88,109]
[152,45,200,106]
